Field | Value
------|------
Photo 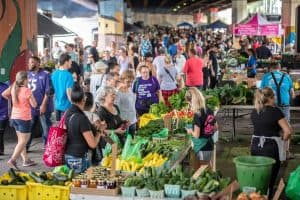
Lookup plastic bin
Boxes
[120,186,136,197]
[164,184,181,198]
[233,156,275,194]
[136,188,150,197]
[0,185,27,200]
[149,190,164,199]
[27,182,71,200]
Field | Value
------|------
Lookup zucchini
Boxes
[8,168,17,180]
[1,180,9,185]
[29,171,44,183]
[39,172,48,181]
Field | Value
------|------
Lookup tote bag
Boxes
[43,113,67,167]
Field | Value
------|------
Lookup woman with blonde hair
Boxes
[158,55,180,106]
[115,70,137,136]
[2,71,37,169]
[185,87,217,162]
[251,87,291,198]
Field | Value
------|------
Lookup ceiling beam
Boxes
[144,0,148,8]
[180,0,228,13]
[178,0,207,13]
[201,0,229,11]
[159,0,169,7]
[126,0,133,8]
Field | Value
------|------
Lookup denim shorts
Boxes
[10,119,31,133]
[65,153,90,174]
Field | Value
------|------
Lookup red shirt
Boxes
[183,56,204,86]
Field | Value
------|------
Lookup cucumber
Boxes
[29,171,44,183]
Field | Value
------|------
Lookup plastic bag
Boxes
[53,165,69,175]
[152,128,168,138]
[286,166,300,200]
[102,131,122,157]
[121,136,147,163]
[121,135,133,160]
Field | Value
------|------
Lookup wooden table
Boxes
[219,105,300,140]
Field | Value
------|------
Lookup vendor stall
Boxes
[234,14,283,37]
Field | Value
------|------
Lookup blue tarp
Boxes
[206,20,228,29]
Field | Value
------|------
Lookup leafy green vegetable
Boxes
[169,88,188,110]
[149,102,170,117]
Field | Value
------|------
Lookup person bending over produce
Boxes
[97,86,130,149]
[185,88,218,163]
[251,87,291,198]
[64,85,106,173]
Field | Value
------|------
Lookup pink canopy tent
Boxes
[234,14,282,36]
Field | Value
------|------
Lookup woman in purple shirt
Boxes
[0,82,9,155]
[133,65,160,116]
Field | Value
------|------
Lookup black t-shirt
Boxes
[256,46,272,59]
[251,106,284,137]
[97,105,123,130]
[65,105,96,157]
[192,108,215,151]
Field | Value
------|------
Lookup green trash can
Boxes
[233,156,275,194]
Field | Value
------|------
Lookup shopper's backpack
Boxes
[203,110,216,136]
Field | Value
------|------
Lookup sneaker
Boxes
[23,159,37,167]
[7,159,19,170]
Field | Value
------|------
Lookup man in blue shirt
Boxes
[51,53,74,121]
[260,63,295,159]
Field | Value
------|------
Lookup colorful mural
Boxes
[0,0,37,82]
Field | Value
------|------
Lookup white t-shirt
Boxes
[152,55,166,75]
[90,73,105,100]
[175,55,186,74]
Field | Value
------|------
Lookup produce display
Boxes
[0,168,32,185]
[0,166,73,186]
[237,192,267,200]
[149,102,170,117]
[121,166,231,198]
[136,119,164,138]
[102,137,186,173]
[168,88,188,110]
[204,84,255,106]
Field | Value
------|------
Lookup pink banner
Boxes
[235,24,280,36]
[235,24,258,35]
[260,24,279,35]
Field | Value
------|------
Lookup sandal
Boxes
[7,159,19,170]
[23,159,37,167]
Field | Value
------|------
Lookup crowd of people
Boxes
[0,27,295,198]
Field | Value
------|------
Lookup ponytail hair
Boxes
[254,87,274,113]
[12,71,28,103]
